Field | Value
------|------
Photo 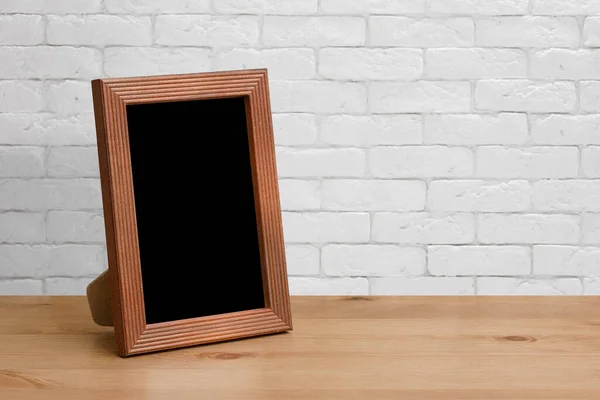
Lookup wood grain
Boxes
[1,296,600,399]
[91,69,291,357]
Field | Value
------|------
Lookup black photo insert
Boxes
[126,97,265,324]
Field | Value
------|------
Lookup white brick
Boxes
[0,245,47,278]
[277,148,365,178]
[105,47,210,78]
[581,81,600,112]
[532,180,600,211]
[46,246,106,277]
[273,114,317,145]
[0,179,101,210]
[428,180,530,212]
[583,214,600,244]
[0,15,43,45]
[478,214,580,244]
[48,15,152,46]
[430,0,528,14]
[213,49,315,80]
[43,81,92,116]
[370,146,473,178]
[106,0,210,13]
[584,18,600,47]
[0,0,42,12]
[261,48,316,79]
[477,147,579,179]
[475,80,576,112]
[532,0,600,15]
[0,245,105,278]
[321,0,425,14]
[0,279,43,295]
[372,213,475,244]
[531,114,600,145]
[323,245,425,277]
[429,246,530,276]
[0,81,44,112]
[477,277,582,295]
[370,82,471,114]
[0,212,45,243]
[271,81,366,113]
[476,17,579,48]
[47,147,99,178]
[583,147,600,178]
[322,180,426,211]
[534,246,600,277]
[0,147,45,178]
[282,212,370,243]
[584,278,600,294]
[285,245,319,276]
[47,211,105,243]
[289,277,368,295]
[156,16,259,47]
[45,277,94,295]
[215,0,317,14]
[263,17,365,47]
[279,179,320,210]
[371,277,475,295]
[531,50,600,80]
[0,47,102,80]
[369,81,471,113]
[212,49,259,74]
[370,17,474,47]
[0,113,96,146]
[212,48,261,73]
[319,48,422,81]
[425,49,526,80]
[321,115,421,146]
[0,0,101,13]
[424,114,527,145]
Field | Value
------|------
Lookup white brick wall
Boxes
[319,48,422,81]
[370,82,471,113]
[370,17,474,48]
[48,15,153,46]
[322,245,426,277]
[475,17,579,48]
[429,246,531,276]
[372,213,475,244]
[531,50,600,80]
[430,0,528,15]
[1,0,599,295]
[263,16,365,47]
[0,15,44,45]
[0,47,102,80]
[475,80,577,112]
[583,18,600,46]
[428,180,530,212]
[425,49,526,80]
[476,147,579,178]
[156,15,260,47]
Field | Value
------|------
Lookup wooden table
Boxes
[1,296,600,399]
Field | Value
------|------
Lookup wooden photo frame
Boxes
[89,69,292,357]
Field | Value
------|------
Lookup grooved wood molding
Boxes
[1,0,600,295]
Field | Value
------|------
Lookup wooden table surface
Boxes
[1,296,600,399]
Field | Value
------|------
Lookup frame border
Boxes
[91,69,292,357]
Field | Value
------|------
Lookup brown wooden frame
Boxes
[91,69,292,357]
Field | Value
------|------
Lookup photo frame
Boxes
[89,69,292,357]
